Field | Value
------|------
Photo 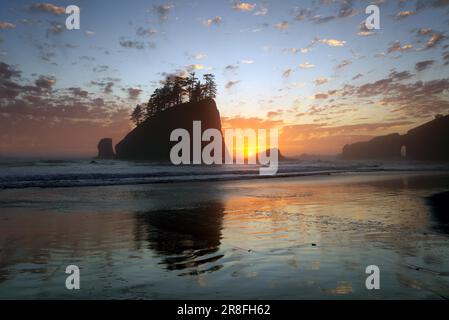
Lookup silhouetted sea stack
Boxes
[97,138,115,159]
[342,114,449,161]
[115,98,222,161]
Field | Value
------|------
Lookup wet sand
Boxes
[0,171,449,299]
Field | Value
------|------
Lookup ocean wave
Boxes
[1,160,449,189]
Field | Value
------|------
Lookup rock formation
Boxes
[115,98,223,161]
[342,115,449,161]
[97,138,115,159]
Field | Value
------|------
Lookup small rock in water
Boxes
[311,243,317,247]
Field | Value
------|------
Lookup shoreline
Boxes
[2,166,449,190]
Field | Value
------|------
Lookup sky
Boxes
[0,0,448,157]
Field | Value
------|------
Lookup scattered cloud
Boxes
[336,60,351,69]
[283,69,293,78]
[225,64,239,71]
[319,39,346,47]
[232,2,256,11]
[127,87,142,100]
[225,80,240,89]
[119,40,146,50]
[254,7,268,16]
[275,21,289,31]
[299,62,315,69]
[314,93,328,99]
[35,75,56,89]
[395,11,415,19]
[314,77,329,86]
[0,22,16,29]
[31,3,65,15]
[192,53,207,60]
[186,64,205,72]
[136,27,157,37]
[204,16,223,27]
[241,60,254,64]
[153,4,174,21]
[426,32,445,49]
[387,41,413,54]
[415,60,434,72]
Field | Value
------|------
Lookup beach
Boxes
[0,165,449,299]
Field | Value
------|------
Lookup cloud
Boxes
[311,15,336,24]
[225,64,239,71]
[0,62,21,79]
[299,62,315,69]
[443,51,449,65]
[225,80,240,89]
[204,16,223,27]
[314,93,328,99]
[387,41,413,54]
[267,110,283,118]
[254,7,268,16]
[35,75,56,89]
[418,28,433,36]
[352,73,363,80]
[232,2,256,11]
[314,77,329,85]
[153,4,174,21]
[426,32,445,49]
[329,70,449,118]
[68,87,88,98]
[357,22,374,37]
[127,87,142,100]
[336,60,351,69]
[221,116,282,130]
[119,40,146,50]
[136,27,157,37]
[294,8,312,21]
[186,64,205,72]
[192,53,207,60]
[241,60,254,64]
[0,22,16,29]
[283,69,293,78]
[284,47,311,54]
[415,60,435,72]
[0,63,131,156]
[275,21,289,31]
[31,3,65,15]
[104,82,114,94]
[319,39,346,47]
[395,11,415,19]
[47,22,64,35]
[338,0,357,18]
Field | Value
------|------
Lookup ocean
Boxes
[1,159,449,299]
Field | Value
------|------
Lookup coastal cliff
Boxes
[115,98,222,161]
[342,115,449,161]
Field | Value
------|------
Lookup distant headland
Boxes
[342,114,449,161]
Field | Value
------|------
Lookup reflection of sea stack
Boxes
[342,115,449,161]
[115,98,222,161]
[134,202,225,272]
[97,138,115,159]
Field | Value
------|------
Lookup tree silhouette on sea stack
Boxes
[131,73,217,126]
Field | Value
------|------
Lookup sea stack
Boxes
[97,138,115,159]
[115,98,223,161]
